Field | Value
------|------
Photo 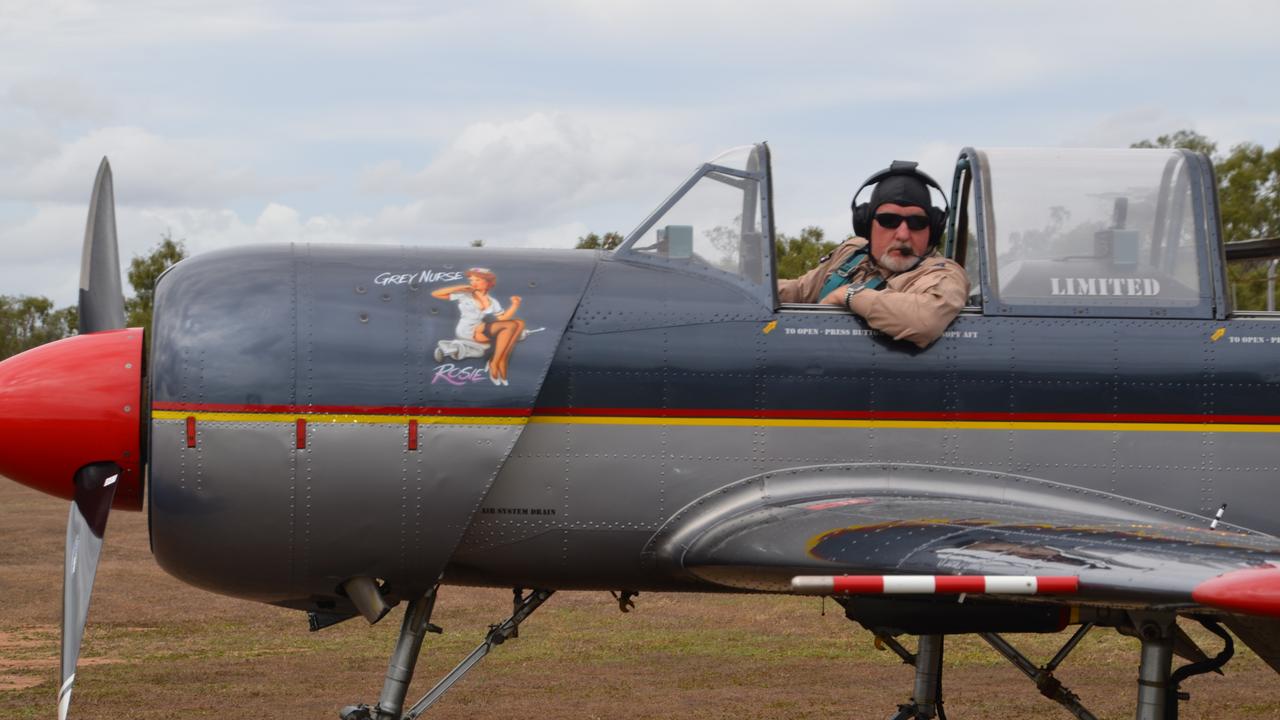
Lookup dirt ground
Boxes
[1,479,1276,720]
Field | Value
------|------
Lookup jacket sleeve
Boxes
[777,241,862,304]
[777,266,826,303]
[848,261,969,348]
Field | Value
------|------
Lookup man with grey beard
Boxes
[777,161,969,349]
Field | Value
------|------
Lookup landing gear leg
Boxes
[888,635,945,720]
[340,586,441,720]
[340,587,552,719]
[1133,614,1175,720]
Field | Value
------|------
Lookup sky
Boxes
[3,0,1280,305]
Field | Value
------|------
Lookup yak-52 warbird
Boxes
[4,143,1280,720]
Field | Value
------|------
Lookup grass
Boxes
[1,480,1276,719]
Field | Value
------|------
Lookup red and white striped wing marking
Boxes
[791,575,1079,596]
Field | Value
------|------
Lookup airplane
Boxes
[2,142,1280,720]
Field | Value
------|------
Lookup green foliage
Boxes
[574,232,624,250]
[1217,143,1280,243]
[774,226,839,279]
[124,232,187,330]
[469,238,485,247]
[1,232,187,359]
[0,295,77,359]
[1134,130,1280,310]
[1131,129,1218,157]
[1133,130,1280,244]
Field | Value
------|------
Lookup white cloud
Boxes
[0,200,367,304]
[6,74,113,125]
[254,203,303,240]
[1063,109,1200,149]
[0,126,305,206]
[522,220,591,249]
[3,0,1280,306]
[358,111,697,235]
[913,142,964,194]
[0,125,62,170]
[0,203,98,304]
[133,203,363,255]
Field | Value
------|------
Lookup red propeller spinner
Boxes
[0,328,144,509]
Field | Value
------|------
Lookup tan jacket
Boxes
[777,238,970,348]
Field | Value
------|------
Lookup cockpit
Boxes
[953,147,1217,318]
[614,142,1223,320]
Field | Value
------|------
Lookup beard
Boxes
[877,242,923,273]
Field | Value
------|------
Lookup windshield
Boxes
[980,148,1207,310]
[620,144,772,287]
[707,145,760,173]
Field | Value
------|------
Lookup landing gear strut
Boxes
[1128,612,1234,720]
[1133,614,1175,720]
[877,634,946,720]
[340,587,553,720]
[857,607,1235,720]
[340,586,442,720]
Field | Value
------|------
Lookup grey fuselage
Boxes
[146,243,1280,614]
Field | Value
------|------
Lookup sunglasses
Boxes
[874,212,931,231]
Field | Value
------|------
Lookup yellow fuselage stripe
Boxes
[530,417,1280,433]
[151,410,1280,433]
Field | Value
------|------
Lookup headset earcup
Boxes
[929,207,947,247]
[852,203,872,238]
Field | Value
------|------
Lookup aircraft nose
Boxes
[0,328,144,509]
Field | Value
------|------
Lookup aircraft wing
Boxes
[644,464,1280,621]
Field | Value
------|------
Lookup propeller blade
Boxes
[78,157,126,334]
[59,462,121,720]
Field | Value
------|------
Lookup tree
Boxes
[125,232,187,330]
[0,295,77,359]
[1216,143,1280,243]
[774,226,839,279]
[1131,130,1218,157]
[1130,130,1280,243]
[1,232,187,360]
[575,232,624,250]
[1133,131,1280,310]
[469,239,485,248]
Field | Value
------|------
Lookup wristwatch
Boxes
[844,282,867,310]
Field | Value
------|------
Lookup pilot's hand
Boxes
[509,295,522,306]
[820,287,848,307]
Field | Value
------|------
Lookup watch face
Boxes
[844,283,864,308]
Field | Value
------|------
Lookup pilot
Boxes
[777,161,969,348]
